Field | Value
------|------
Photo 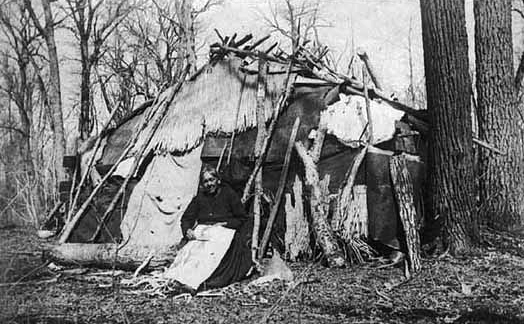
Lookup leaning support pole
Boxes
[258,117,300,259]
[389,154,421,275]
[294,126,346,268]
[241,61,295,204]
[251,58,268,260]
[356,48,384,91]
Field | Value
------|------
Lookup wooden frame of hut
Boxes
[47,34,429,273]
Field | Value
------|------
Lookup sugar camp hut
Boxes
[48,34,431,271]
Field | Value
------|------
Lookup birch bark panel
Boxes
[284,175,310,261]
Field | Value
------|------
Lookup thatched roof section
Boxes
[133,57,291,154]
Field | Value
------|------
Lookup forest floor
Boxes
[1,227,524,324]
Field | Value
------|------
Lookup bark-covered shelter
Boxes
[48,35,433,270]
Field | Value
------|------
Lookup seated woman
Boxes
[165,165,253,292]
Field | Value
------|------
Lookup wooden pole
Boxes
[389,154,421,274]
[356,48,384,91]
[363,67,374,144]
[241,61,295,204]
[251,58,268,260]
[334,145,368,223]
[258,117,300,259]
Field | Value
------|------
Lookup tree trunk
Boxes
[420,0,480,254]
[79,41,92,140]
[176,0,197,75]
[42,0,66,182]
[474,0,524,230]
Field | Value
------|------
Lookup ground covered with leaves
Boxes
[1,227,524,324]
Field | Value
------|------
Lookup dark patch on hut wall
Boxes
[366,150,428,252]
[98,111,144,167]
[68,177,138,243]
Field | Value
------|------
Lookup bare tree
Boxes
[0,1,41,175]
[61,0,136,139]
[24,0,66,183]
[0,0,48,224]
[262,0,329,52]
[94,0,220,119]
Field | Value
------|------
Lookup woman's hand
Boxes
[186,229,197,240]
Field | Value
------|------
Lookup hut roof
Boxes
[132,57,292,154]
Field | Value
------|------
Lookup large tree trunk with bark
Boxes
[420,0,480,254]
[474,0,524,230]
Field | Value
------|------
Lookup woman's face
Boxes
[202,172,219,194]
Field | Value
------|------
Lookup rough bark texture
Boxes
[474,0,524,230]
[295,142,345,268]
[390,154,421,274]
[420,0,480,254]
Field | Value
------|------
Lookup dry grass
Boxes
[1,227,524,324]
[133,57,290,155]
